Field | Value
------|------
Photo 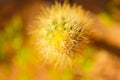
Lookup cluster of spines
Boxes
[30,2,92,68]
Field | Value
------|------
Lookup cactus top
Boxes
[30,2,92,68]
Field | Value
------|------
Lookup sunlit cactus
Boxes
[30,2,92,68]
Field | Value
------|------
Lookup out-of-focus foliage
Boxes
[0,16,23,63]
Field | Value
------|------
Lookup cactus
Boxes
[30,2,92,68]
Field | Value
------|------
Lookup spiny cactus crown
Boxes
[31,2,92,68]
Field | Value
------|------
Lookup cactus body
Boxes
[31,2,92,68]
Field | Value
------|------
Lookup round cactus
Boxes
[30,2,92,68]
